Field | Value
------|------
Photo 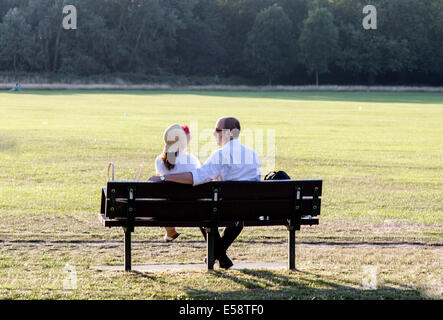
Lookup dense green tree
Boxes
[298,7,339,85]
[339,27,409,84]
[58,0,108,75]
[244,4,294,84]
[0,7,38,73]
[23,0,66,72]
[431,0,443,78]
[0,0,441,85]
[382,0,433,73]
[102,0,195,74]
[333,0,413,84]
[278,0,309,39]
[212,0,275,77]
[174,0,229,76]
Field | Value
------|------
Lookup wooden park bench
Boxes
[99,180,322,271]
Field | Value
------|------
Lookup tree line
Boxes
[0,0,442,85]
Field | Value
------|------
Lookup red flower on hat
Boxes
[182,125,190,135]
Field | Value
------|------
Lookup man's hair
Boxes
[221,117,241,138]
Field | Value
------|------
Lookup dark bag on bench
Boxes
[259,171,291,220]
[264,170,291,180]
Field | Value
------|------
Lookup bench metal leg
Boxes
[206,228,216,271]
[288,228,296,270]
[124,228,132,271]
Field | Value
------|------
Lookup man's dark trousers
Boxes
[200,226,243,258]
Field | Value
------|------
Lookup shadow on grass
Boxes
[9,90,443,104]
[0,135,17,152]
[129,270,163,282]
[183,269,424,300]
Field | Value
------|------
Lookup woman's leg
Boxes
[165,227,178,236]
[164,227,180,242]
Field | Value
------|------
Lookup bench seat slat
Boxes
[99,214,319,228]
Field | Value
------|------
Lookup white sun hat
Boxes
[163,124,190,153]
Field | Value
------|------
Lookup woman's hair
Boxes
[161,151,178,171]
[161,124,191,171]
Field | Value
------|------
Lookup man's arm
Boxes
[165,172,193,184]
[149,172,193,184]
[149,150,222,185]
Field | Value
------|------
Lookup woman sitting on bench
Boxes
[155,124,201,242]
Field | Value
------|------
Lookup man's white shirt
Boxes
[190,139,261,186]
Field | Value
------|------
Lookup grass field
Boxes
[0,90,442,299]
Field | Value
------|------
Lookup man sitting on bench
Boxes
[149,116,261,269]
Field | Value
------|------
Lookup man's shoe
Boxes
[204,255,233,270]
[217,253,233,270]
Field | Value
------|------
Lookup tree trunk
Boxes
[316,71,319,87]
[118,3,125,31]
[44,37,50,72]
[352,72,359,84]
[128,19,148,70]
[52,25,62,72]
[368,73,375,85]
[396,71,407,85]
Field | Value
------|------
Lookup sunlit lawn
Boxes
[0,90,442,299]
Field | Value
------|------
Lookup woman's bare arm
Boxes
[149,172,193,184]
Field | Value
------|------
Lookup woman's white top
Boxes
[155,152,201,176]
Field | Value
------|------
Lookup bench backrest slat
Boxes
[104,180,322,221]
[110,198,320,219]
[105,180,321,199]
